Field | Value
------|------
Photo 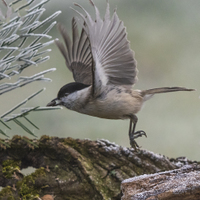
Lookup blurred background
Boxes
[1,0,199,160]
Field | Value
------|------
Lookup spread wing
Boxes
[73,0,138,90]
[55,18,93,85]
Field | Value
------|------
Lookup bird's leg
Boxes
[129,118,139,148]
[129,115,147,149]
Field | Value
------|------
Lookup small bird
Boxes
[47,0,194,149]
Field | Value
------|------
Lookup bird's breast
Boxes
[78,87,143,119]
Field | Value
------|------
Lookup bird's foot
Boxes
[129,130,147,150]
[130,139,140,150]
[133,130,147,139]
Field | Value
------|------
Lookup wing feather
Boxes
[72,19,79,61]
[57,24,72,67]
[55,40,70,67]
[73,1,138,89]
[55,19,93,85]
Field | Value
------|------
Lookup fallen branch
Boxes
[0,136,198,199]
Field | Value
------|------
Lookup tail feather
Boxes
[141,87,195,101]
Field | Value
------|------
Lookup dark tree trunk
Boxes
[0,136,199,200]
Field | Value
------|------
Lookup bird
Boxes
[47,0,195,149]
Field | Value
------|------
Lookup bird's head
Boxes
[47,82,90,108]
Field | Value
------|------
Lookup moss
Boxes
[2,160,21,178]
[0,186,17,200]
[11,135,22,141]
[63,137,80,148]
[40,135,51,142]
[16,167,46,200]
[0,167,46,199]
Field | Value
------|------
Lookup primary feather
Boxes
[55,19,93,85]
[73,1,138,93]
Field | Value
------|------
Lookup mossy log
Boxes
[0,136,198,200]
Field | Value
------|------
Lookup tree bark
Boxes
[121,164,200,200]
[0,136,198,200]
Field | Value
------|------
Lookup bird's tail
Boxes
[141,87,195,101]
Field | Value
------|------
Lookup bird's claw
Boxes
[129,130,147,150]
[130,139,140,150]
[133,130,147,139]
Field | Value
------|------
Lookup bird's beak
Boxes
[46,98,61,107]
